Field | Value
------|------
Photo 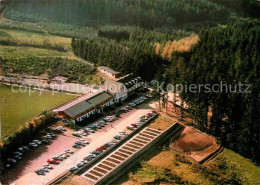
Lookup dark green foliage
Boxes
[212,0,260,18]
[98,27,130,42]
[0,57,95,80]
[71,35,164,81]
[169,20,260,163]
[4,0,230,32]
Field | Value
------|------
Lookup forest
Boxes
[72,20,260,163]
[165,20,260,163]
[3,0,230,33]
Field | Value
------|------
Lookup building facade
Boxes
[53,91,113,123]
[98,66,121,79]
[104,74,144,102]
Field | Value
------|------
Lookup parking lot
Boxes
[3,98,154,185]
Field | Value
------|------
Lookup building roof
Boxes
[104,80,125,94]
[117,74,142,89]
[54,91,112,118]
[98,66,120,75]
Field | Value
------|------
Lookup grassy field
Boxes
[0,85,74,139]
[0,28,71,50]
[118,148,260,185]
[0,45,72,59]
[0,27,73,59]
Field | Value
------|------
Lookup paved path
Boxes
[10,103,153,185]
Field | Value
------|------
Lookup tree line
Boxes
[166,20,260,163]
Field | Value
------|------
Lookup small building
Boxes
[98,66,121,79]
[53,91,113,123]
[104,74,144,102]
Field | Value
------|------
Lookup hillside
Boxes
[118,148,260,185]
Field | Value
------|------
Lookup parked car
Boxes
[76,162,84,168]
[110,139,118,143]
[72,132,81,137]
[7,158,17,164]
[100,145,108,150]
[42,140,50,145]
[127,125,135,131]
[43,163,53,169]
[13,155,22,160]
[75,141,85,146]
[131,123,138,128]
[40,167,49,173]
[79,139,90,145]
[96,148,103,152]
[114,135,122,140]
[65,149,74,154]
[18,147,25,152]
[47,159,58,164]
[86,128,95,133]
[90,151,101,155]
[52,156,63,161]
[104,142,114,147]
[35,169,45,175]
[53,126,66,132]
[33,140,42,145]
[29,142,38,148]
[22,146,29,151]
[13,151,23,156]
[44,135,52,139]
[69,167,78,172]
[84,155,95,161]
[72,144,81,149]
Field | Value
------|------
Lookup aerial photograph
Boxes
[0,0,259,184]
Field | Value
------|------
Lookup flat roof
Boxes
[54,91,112,118]
[98,66,120,75]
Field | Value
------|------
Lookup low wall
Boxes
[98,122,184,185]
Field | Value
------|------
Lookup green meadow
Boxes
[0,85,74,139]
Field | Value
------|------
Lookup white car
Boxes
[79,139,90,145]
[43,163,53,169]
[33,140,42,145]
[127,125,135,131]
[65,149,74,154]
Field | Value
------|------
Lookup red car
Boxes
[131,123,138,128]
[152,110,157,114]
[96,148,103,152]
[47,159,58,164]
[100,145,108,150]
